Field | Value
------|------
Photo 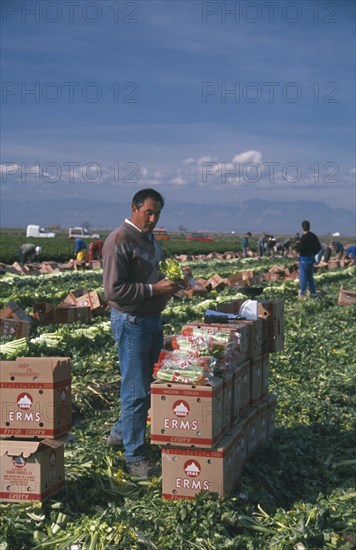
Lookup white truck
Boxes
[26,225,56,238]
[68,227,100,239]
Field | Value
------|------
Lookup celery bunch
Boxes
[159,259,184,281]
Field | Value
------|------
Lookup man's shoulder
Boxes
[104,221,141,248]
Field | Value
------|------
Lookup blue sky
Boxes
[1,0,355,229]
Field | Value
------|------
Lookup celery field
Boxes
[0,258,355,549]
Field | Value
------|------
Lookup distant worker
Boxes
[241,232,251,258]
[70,237,87,261]
[315,243,331,264]
[345,244,356,265]
[296,220,321,298]
[18,243,42,264]
[265,235,275,257]
[87,239,104,261]
[274,240,283,255]
[331,240,344,260]
[257,234,267,258]
[283,239,292,256]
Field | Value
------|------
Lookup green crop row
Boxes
[0,261,355,549]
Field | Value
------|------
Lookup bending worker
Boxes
[70,236,87,261]
[87,239,104,261]
[18,243,41,264]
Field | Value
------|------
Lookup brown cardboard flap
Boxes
[0,435,71,458]
[1,439,43,457]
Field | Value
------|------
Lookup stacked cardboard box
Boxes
[338,286,356,306]
[150,299,283,499]
[33,289,107,325]
[0,302,32,339]
[0,357,72,503]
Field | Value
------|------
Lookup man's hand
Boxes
[152,278,181,296]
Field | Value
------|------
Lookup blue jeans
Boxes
[110,309,163,463]
[299,255,316,295]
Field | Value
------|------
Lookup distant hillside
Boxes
[1,197,355,235]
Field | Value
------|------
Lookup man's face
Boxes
[131,197,162,233]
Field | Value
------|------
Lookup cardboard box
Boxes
[60,290,107,316]
[33,302,55,324]
[338,287,356,306]
[259,300,284,353]
[53,306,91,324]
[328,259,340,270]
[184,286,208,298]
[220,370,233,433]
[217,299,284,354]
[266,394,277,438]
[237,319,263,359]
[161,431,239,499]
[59,288,87,306]
[150,378,225,448]
[204,314,259,359]
[33,303,91,325]
[261,354,269,398]
[231,360,252,426]
[205,274,227,291]
[243,406,259,458]
[0,302,32,339]
[235,416,248,466]
[0,437,65,502]
[239,361,251,416]
[11,262,31,274]
[257,401,269,446]
[0,318,30,339]
[250,356,263,405]
[0,357,72,439]
[230,423,245,482]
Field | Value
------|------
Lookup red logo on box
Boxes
[173,400,190,417]
[184,460,201,477]
[17,393,33,409]
[13,456,26,468]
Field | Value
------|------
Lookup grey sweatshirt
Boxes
[102,220,168,315]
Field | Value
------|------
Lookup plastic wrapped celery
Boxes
[154,350,216,385]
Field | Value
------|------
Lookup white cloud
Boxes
[232,150,262,164]
[197,155,217,164]
[169,176,186,185]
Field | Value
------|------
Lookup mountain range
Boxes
[1,197,355,236]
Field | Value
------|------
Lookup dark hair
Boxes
[301,220,310,231]
[247,232,252,236]
[132,188,165,209]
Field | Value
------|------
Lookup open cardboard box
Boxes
[0,435,72,503]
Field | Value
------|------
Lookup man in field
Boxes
[102,188,179,478]
[296,220,321,298]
